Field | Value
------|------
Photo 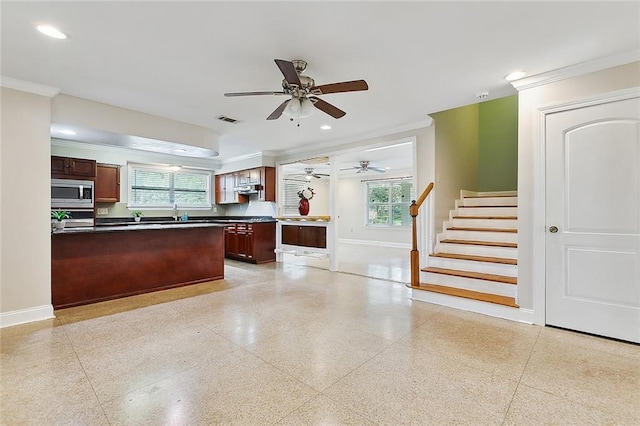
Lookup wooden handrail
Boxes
[410,182,434,287]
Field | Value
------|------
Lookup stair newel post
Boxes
[410,200,419,287]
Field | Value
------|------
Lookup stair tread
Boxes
[440,239,518,248]
[459,206,517,208]
[410,283,519,308]
[430,253,517,265]
[464,194,517,198]
[448,227,517,233]
[421,267,517,284]
[453,216,517,219]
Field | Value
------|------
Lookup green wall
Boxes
[478,95,518,191]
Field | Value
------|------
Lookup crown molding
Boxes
[0,76,60,98]
[510,49,640,91]
[221,151,263,164]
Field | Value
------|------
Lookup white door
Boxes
[545,95,640,343]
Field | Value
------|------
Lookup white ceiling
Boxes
[2,2,639,163]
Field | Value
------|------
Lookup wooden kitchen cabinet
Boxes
[281,225,326,249]
[214,166,275,204]
[95,163,120,203]
[51,156,97,179]
[224,222,276,264]
[215,173,248,205]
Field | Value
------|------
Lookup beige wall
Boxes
[1,88,53,319]
[517,61,640,311]
[431,104,480,234]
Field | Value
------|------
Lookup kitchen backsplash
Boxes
[95,202,225,219]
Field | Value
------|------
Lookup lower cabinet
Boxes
[281,225,327,249]
[224,222,276,264]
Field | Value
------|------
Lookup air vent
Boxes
[217,115,240,124]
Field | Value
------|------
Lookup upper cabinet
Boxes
[95,163,121,203]
[215,166,275,204]
[51,156,97,179]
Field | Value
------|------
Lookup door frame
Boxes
[532,86,640,326]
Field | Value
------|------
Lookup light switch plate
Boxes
[97,208,108,215]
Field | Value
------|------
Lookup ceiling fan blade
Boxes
[312,174,322,179]
[311,80,368,95]
[309,96,346,119]
[369,167,386,173]
[339,166,359,171]
[266,99,291,120]
[225,91,286,97]
[274,59,302,87]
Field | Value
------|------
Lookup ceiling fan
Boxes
[224,59,368,122]
[291,167,330,180]
[341,161,386,174]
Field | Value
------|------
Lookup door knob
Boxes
[549,226,558,233]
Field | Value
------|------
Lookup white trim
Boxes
[0,305,55,328]
[0,75,60,98]
[338,238,411,250]
[411,289,535,324]
[511,50,640,91]
[533,86,640,327]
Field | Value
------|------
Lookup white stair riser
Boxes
[445,229,518,244]
[436,242,518,259]
[420,272,516,297]
[450,218,517,229]
[428,257,517,277]
[463,196,518,207]
[456,207,518,217]
[471,191,517,197]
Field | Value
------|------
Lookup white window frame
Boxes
[127,163,212,210]
[282,178,309,215]
[364,178,413,228]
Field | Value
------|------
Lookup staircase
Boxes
[412,191,518,307]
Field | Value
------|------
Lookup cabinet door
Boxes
[95,164,120,203]
[225,174,236,203]
[249,168,261,184]
[214,175,225,204]
[281,225,299,245]
[69,158,97,177]
[225,226,239,256]
[51,156,67,175]
[261,167,276,202]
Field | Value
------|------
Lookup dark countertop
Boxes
[52,222,228,235]
[95,216,277,226]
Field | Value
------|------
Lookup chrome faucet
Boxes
[172,203,178,221]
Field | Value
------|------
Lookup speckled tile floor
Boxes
[1,260,638,425]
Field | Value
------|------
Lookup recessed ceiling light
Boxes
[320,125,331,130]
[174,148,187,153]
[385,167,391,170]
[36,25,67,39]
[168,165,182,172]
[505,71,527,81]
[57,129,76,135]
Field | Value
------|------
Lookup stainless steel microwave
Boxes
[51,178,94,208]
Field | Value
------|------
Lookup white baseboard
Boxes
[411,289,536,324]
[338,238,411,250]
[0,305,55,329]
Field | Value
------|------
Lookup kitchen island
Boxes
[51,223,225,309]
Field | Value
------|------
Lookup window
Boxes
[283,179,308,215]
[366,179,413,226]
[128,164,212,209]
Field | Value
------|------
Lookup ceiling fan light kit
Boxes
[224,59,368,124]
